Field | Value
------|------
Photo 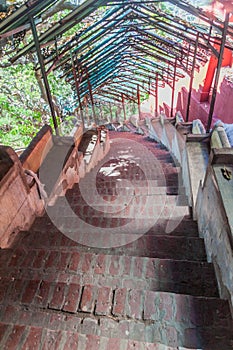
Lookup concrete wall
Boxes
[196,148,233,316]
[147,118,195,210]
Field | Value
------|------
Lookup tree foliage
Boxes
[0,1,77,149]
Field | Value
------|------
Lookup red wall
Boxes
[176,75,233,128]
[214,78,233,124]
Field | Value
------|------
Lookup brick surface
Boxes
[85,334,101,350]
[95,286,112,316]
[21,280,39,305]
[44,251,59,270]
[8,250,23,267]
[94,254,107,274]
[0,323,9,343]
[1,305,19,324]
[112,288,127,317]
[4,325,25,349]
[109,255,122,276]
[35,280,51,308]
[80,285,96,313]
[0,278,10,304]
[69,252,81,272]
[57,252,71,271]
[21,326,43,350]
[32,250,48,269]
[42,329,64,350]
[106,337,122,350]
[81,253,93,273]
[143,291,157,321]
[133,257,145,278]
[63,331,79,348]
[0,130,232,349]
[63,283,81,313]
[49,282,66,310]
[127,289,143,320]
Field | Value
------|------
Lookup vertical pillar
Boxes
[186,33,199,122]
[207,13,229,132]
[170,57,177,118]
[99,103,103,121]
[109,102,113,122]
[29,16,59,135]
[155,72,159,117]
[121,93,126,121]
[137,84,141,120]
[71,55,85,126]
[85,67,97,125]
[84,97,90,125]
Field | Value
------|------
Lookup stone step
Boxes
[0,284,232,349]
[49,201,189,220]
[83,186,187,198]
[13,217,204,259]
[0,324,186,350]
[147,217,198,237]
[0,251,218,297]
[32,213,197,230]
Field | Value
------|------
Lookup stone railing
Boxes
[146,116,193,208]
[196,148,233,315]
[147,115,233,314]
[0,124,110,247]
[0,145,43,247]
[146,116,233,218]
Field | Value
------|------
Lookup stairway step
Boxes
[0,324,184,350]
[0,285,232,349]
[0,250,218,297]
[25,213,199,236]
[19,212,199,237]
[12,222,205,260]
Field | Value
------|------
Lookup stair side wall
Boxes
[196,149,233,317]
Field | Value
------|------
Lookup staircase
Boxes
[0,130,232,349]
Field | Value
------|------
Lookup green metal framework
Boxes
[0,0,233,126]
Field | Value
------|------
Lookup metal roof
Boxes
[0,0,232,107]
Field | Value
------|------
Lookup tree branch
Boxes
[41,0,78,20]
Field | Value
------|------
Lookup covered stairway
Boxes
[0,1,233,349]
[1,0,233,129]
[0,128,232,349]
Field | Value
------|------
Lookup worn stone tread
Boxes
[0,323,210,350]
[0,129,232,350]
[0,285,232,349]
[0,250,218,296]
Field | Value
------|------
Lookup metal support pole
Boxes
[155,72,158,117]
[99,104,103,121]
[186,33,199,122]
[29,16,59,135]
[71,55,85,126]
[137,84,141,120]
[170,57,177,118]
[122,93,126,121]
[85,102,90,125]
[85,67,97,125]
[109,103,113,122]
[207,13,229,133]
